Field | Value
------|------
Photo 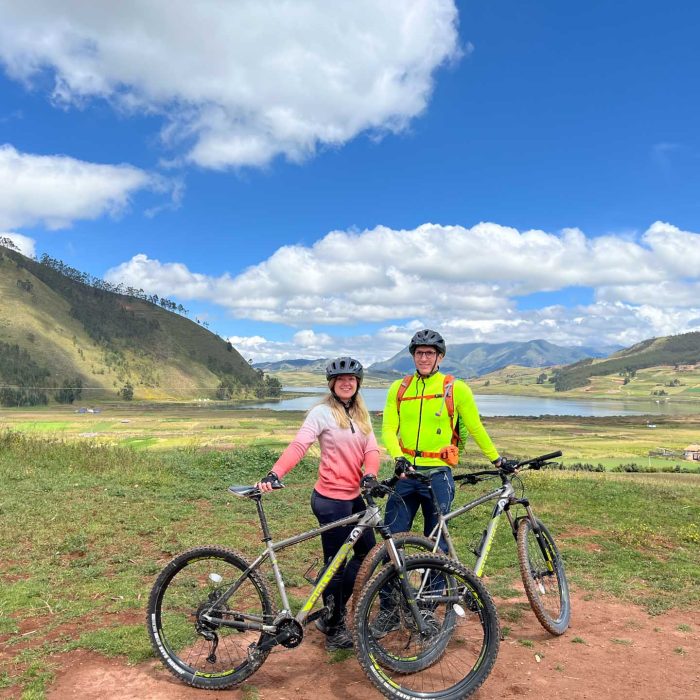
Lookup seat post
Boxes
[255,496,273,541]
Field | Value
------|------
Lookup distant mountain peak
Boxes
[369,339,608,378]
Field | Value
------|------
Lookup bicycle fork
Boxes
[376,526,431,636]
[517,501,556,584]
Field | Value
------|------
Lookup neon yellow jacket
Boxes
[382,371,499,467]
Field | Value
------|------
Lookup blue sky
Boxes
[1,0,700,364]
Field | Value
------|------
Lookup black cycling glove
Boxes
[360,474,385,497]
[493,457,518,473]
[260,471,281,487]
[394,456,413,477]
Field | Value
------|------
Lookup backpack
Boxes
[395,374,460,460]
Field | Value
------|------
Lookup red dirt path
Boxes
[38,590,698,700]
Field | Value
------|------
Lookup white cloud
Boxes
[228,331,382,366]
[0,232,35,257]
[293,329,333,348]
[0,144,162,230]
[231,303,700,365]
[0,1,460,169]
[105,220,700,359]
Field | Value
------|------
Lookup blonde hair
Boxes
[319,384,373,435]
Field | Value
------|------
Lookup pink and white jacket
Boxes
[272,404,380,499]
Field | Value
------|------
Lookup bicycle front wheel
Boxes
[147,546,275,689]
[353,553,500,700]
[351,532,436,618]
[516,518,571,635]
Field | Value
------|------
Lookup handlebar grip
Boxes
[537,450,563,461]
[517,450,563,468]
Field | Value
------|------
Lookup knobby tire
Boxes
[516,518,571,636]
[147,545,274,689]
[353,553,500,700]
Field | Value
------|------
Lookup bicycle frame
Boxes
[202,489,409,636]
[419,472,545,577]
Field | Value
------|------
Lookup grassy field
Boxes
[1,409,699,697]
[2,404,699,469]
[0,416,700,699]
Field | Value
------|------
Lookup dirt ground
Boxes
[22,589,695,700]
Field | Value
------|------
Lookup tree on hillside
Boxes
[0,237,20,252]
[55,378,83,404]
[120,382,134,401]
[264,375,282,397]
[216,378,237,400]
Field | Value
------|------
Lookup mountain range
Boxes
[254,341,614,378]
[368,339,614,378]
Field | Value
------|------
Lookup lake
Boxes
[243,386,680,417]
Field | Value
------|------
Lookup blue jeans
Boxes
[310,490,376,627]
[384,469,455,553]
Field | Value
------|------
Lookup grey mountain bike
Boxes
[354,450,571,636]
[147,477,501,700]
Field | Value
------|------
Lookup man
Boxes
[382,328,506,550]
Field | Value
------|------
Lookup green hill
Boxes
[550,332,700,391]
[0,243,269,404]
[468,333,700,403]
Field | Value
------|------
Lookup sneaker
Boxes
[370,610,400,639]
[325,625,353,651]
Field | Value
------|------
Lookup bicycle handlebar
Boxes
[453,450,563,484]
[517,450,562,467]
[234,450,562,500]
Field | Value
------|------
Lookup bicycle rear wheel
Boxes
[147,546,274,689]
[516,518,571,635]
[353,553,500,700]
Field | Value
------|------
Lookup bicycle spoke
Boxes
[147,547,274,689]
[354,554,500,699]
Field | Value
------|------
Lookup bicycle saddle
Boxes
[228,485,259,498]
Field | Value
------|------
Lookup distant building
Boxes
[684,444,700,461]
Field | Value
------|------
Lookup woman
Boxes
[257,356,379,651]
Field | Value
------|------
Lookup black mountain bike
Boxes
[147,477,501,700]
[354,451,571,636]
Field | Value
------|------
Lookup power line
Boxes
[0,385,236,390]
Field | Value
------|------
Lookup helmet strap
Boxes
[329,378,358,408]
[415,353,440,378]
[331,390,356,409]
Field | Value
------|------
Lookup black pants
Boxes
[310,489,376,628]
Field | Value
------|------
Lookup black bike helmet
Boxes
[409,329,446,356]
[325,356,364,385]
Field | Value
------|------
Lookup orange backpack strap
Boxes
[395,374,414,415]
[442,374,460,446]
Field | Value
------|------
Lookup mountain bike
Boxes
[147,477,500,700]
[354,450,571,636]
